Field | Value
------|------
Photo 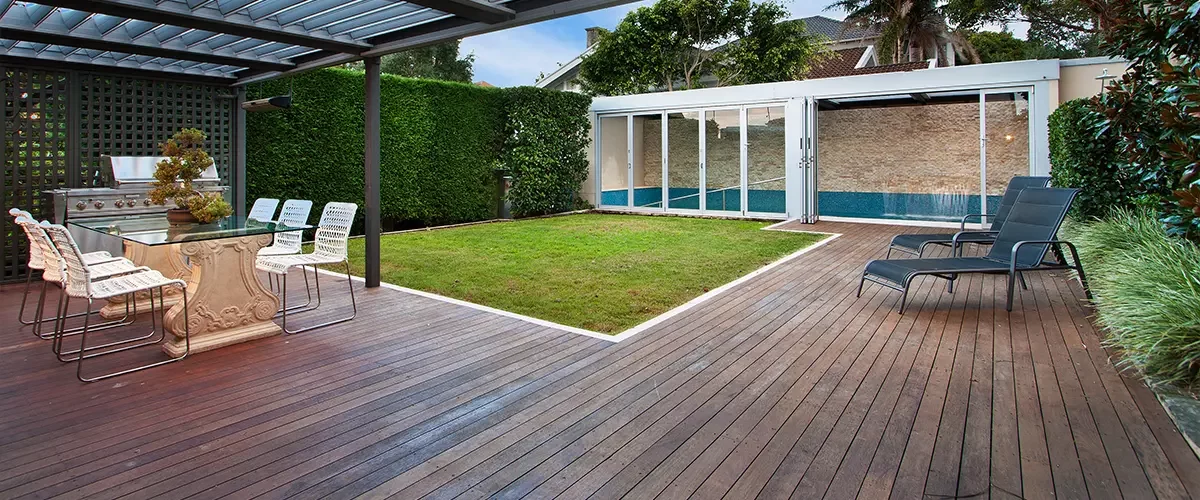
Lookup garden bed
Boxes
[342,213,828,333]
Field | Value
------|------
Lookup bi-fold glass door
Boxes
[597,103,793,219]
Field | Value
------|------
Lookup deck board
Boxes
[0,220,1196,499]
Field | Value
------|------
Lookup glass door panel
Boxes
[667,111,702,210]
[983,90,1032,218]
[704,109,742,213]
[746,106,786,214]
[816,98,981,221]
[598,115,629,207]
[632,113,664,209]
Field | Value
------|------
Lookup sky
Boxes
[461,0,844,87]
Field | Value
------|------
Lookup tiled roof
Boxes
[807,47,868,79]
[807,48,931,79]
[792,15,882,41]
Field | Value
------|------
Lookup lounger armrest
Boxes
[959,213,991,231]
[951,230,999,256]
[1010,239,1082,271]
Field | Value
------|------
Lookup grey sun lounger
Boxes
[886,176,1051,258]
[859,187,1092,314]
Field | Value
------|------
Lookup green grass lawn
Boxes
[343,214,828,333]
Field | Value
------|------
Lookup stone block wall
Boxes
[817,100,1029,197]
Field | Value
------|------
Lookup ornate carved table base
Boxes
[162,234,281,357]
[100,242,194,319]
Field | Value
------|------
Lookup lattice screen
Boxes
[1,65,234,282]
[2,67,70,281]
[79,74,233,187]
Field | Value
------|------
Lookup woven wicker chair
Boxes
[256,202,357,334]
[10,208,118,327]
[15,216,143,340]
[42,222,191,382]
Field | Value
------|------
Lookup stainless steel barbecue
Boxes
[45,155,226,255]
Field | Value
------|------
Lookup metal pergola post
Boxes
[364,56,382,289]
[234,86,248,218]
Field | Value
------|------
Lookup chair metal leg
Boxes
[43,287,135,341]
[898,283,911,315]
[1006,272,1017,312]
[18,271,36,325]
[280,261,357,335]
[78,286,190,383]
[1018,272,1028,290]
[277,265,320,315]
[856,273,866,298]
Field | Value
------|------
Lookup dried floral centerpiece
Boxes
[147,128,232,224]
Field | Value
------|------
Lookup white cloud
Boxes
[461,25,583,87]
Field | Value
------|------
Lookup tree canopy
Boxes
[942,0,1106,56]
[577,0,830,95]
[963,29,1089,63]
[830,0,976,65]
[346,41,474,82]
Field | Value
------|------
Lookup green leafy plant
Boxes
[187,192,234,224]
[500,87,592,217]
[1047,97,1132,219]
[246,69,592,229]
[148,128,232,223]
[1064,209,1200,387]
[1091,0,1200,240]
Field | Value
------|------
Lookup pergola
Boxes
[0,0,625,286]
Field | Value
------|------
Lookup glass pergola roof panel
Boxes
[0,0,625,83]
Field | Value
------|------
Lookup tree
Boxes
[577,0,829,95]
[829,0,977,65]
[345,41,474,82]
[942,0,1108,56]
[962,29,1087,63]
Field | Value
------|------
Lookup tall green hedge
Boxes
[246,68,590,228]
[1047,98,1131,219]
[501,87,592,217]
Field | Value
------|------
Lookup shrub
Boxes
[247,69,592,228]
[1092,0,1200,240]
[1048,98,1131,219]
[1066,209,1200,387]
[500,87,592,217]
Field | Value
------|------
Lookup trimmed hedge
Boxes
[246,69,590,228]
[1048,98,1131,219]
[501,87,592,217]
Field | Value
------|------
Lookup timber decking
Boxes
[0,221,1196,499]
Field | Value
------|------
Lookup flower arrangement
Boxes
[147,128,232,224]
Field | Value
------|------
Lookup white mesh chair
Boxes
[15,217,142,340]
[256,202,357,334]
[10,208,117,326]
[258,199,315,307]
[248,198,280,222]
[42,223,191,382]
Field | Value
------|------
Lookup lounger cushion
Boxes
[865,257,1010,286]
[890,232,996,251]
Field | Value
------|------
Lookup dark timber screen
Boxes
[2,64,234,282]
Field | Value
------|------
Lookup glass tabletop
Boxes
[68,215,313,246]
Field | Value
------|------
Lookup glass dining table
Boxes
[70,215,313,357]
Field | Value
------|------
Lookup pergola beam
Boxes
[25,0,370,54]
[395,0,515,24]
[0,24,295,72]
[0,53,237,84]
[234,0,635,85]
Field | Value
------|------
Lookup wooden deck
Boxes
[1,221,1197,499]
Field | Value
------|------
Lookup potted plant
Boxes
[148,128,232,224]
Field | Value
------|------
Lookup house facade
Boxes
[535,16,932,93]
[584,57,1128,225]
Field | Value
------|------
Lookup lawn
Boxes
[343,214,828,333]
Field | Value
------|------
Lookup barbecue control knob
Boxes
[114,200,124,208]
[75,201,86,210]
[143,199,152,206]
[93,201,104,209]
